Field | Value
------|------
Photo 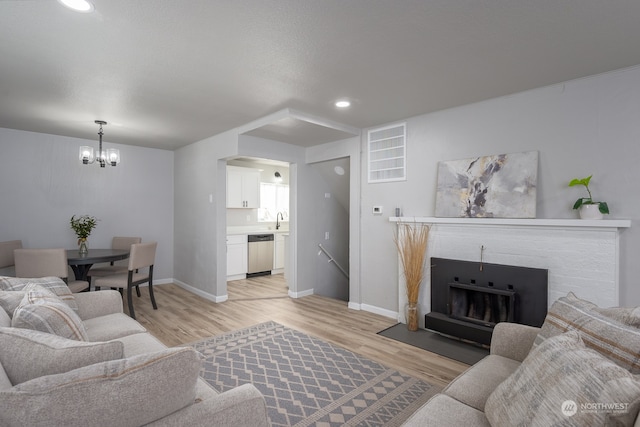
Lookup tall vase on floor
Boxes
[394,223,430,332]
[406,302,419,331]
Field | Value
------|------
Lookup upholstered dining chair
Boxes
[93,242,157,319]
[0,240,22,271]
[13,248,89,293]
[88,236,142,290]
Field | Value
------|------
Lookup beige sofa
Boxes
[404,292,640,426]
[0,277,269,427]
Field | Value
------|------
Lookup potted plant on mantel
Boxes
[70,215,98,255]
[394,223,430,331]
[568,175,610,220]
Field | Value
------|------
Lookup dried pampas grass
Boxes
[394,223,430,304]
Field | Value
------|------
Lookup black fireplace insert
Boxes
[425,257,548,346]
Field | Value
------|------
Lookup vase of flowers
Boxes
[394,223,430,331]
[70,215,98,255]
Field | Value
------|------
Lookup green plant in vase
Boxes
[568,175,609,219]
[70,215,98,254]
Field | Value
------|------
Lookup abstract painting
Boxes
[435,151,538,218]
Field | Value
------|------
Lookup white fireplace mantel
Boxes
[390,216,631,327]
[390,216,631,229]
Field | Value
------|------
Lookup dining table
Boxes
[66,249,130,282]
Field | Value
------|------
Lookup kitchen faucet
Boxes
[276,212,284,230]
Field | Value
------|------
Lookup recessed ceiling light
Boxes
[334,166,345,175]
[58,0,94,12]
[335,100,351,108]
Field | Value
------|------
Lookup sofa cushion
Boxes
[83,312,147,341]
[0,327,123,385]
[0,307,9,327]
[0,347,201,427]
[0,276,78,311]
[0,364,11,391]
[485,330,640,427]
[11,284,88,341]
[403,393,491,427]
[115,331,168,357]
[442,354,521,411]
[534,292,640,373]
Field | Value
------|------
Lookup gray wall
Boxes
[360,65,640,314]
[0,127,174,280]
[310,159,349,300]
[173,132,313,300]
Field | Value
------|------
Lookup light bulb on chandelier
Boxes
[79,120,120,167]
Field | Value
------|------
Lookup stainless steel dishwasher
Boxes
[247,234,274,277]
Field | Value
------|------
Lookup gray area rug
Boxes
[189,321,441,426]
[378,323,489,365]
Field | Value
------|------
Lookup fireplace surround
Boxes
[391,217,630,341]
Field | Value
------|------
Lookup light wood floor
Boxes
[128,274,469,388]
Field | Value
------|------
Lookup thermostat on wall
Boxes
[372,206,383,215]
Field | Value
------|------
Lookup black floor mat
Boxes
[378,323,489,365]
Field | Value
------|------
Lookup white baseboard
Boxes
[360,303,398,320]
[347,302,361,310]
[173,279,228,303]
[288,288,314,298]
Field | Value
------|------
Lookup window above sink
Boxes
[258,183,289,223]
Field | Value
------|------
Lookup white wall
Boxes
[360,65,640,314]
[0,127,174,280]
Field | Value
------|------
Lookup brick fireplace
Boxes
[392,217,630,338]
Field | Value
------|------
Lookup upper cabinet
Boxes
[227,166,260,208]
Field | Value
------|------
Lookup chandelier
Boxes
[79,120,120,167]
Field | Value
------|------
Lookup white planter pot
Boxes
[579,204,604,220]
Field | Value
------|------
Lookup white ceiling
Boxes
[2,0,640,150]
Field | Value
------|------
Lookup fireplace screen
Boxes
[448,283,515,327]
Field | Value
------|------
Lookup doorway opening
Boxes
[310,157,350,301]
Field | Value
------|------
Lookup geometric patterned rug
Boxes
[189,321,441,426]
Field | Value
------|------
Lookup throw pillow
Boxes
[595,306,640,328]
[0,327,123,385]
[12,284,88,341]
[534,291,640,373]
[0,291,25,318]
[0,276,78,311]
[0,347,201,427]
[485,331,640,427]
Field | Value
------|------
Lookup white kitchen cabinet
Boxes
[227,166,260,208]
[273,233,285,271]
[227,234,247,279]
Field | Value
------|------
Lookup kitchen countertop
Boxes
[227,226,289,236]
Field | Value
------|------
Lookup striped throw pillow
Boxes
[0,276,78,311]
[534,292,640,373]
[11,284,87,341]
[486,330,640,426]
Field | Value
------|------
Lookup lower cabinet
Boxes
[227,235,247,280]
[273,233,285,271]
